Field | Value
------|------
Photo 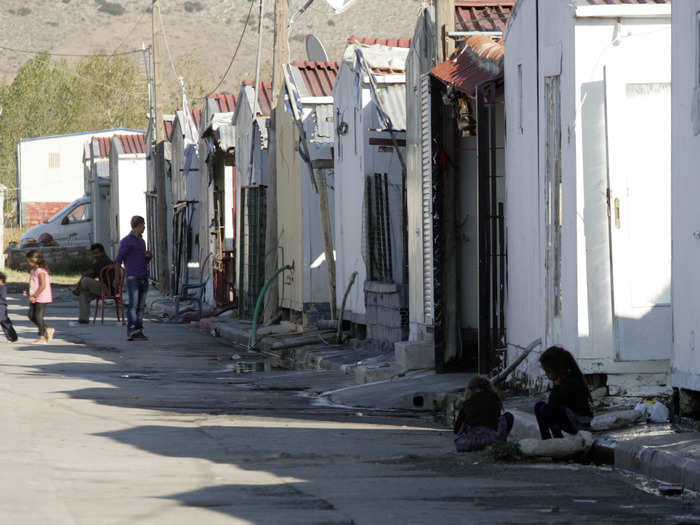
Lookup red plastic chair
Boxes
[93,264,126,325]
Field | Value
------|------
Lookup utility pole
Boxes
[152,0,165,142]
[263,0,289,324]
[435,0,455,63]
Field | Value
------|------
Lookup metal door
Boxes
[605,53,672,361]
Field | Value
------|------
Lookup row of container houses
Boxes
[72,0,700,408]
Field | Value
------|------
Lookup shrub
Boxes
[17,7,31,16]
[62,0,70,3]
[488,441,523,462]
[184,1,203,13]
[98,1,124,16]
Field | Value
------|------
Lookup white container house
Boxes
[17,128,141,226]
[198,94,237,307]
[333,38,410,341]
[233,81,273,317]
[85,136,113,250]
[276,60,338,324]
[109,134,148,255]
[504,0,671,382]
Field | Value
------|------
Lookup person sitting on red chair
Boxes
[71,243,113,325]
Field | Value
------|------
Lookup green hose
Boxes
[249,264,293,351]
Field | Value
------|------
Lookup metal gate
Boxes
[238,185,267,318]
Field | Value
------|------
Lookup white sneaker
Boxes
[46,327,55,341]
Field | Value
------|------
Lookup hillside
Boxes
[0,0,422,104]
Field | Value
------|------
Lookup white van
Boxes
[20,196,92,248]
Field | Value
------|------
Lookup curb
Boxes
[613,432,700,491]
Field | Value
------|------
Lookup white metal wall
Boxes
[333,64,369,322]
[406,8,437,342]
[504,0,547,378]
[671,0,700,391]
[505,0,672,380]
[110,155,147,254]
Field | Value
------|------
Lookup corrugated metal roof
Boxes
[290,61,339,97]
[347,44,410,75]
[191,108,202,130]
[376,83,407,131]
[163,115,175,142]
[241,80,274,115]
[431,35,503,95]
[455,1,514,32]
[208,93,238,113]
[93,136,112,158]
[347,35,412,48]
[115,133,146,155]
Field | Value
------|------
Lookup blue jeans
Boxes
[126,277,148,335]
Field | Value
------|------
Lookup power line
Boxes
[110,9,150,56]
[156,0,180,82]
[205,0,257,97]
[0,44,143,58]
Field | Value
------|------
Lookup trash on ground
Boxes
[231,360,267,373]
[231,354,241,360]
[634,400,670,423]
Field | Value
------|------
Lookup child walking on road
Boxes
[25,250,54,345]
[0,272,17,342]
[454,375,514,452]
[534,346,592,440]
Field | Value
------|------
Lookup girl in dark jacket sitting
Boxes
[535,346,593,440]
[454,375,514,452]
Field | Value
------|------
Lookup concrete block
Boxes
[520,431,593,458]
[355,363,401,384]
[608,385,673,398]
[395,341,434,371]
[606,373,669,388]
[508,408,541,440]
[591,409,644,431]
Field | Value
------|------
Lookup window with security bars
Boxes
[364,173,394,283]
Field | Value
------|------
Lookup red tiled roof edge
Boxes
[347,35,412,48]
[115,133,147,155]
[290,61,340,97]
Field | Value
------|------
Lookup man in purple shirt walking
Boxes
[114,216,152,340]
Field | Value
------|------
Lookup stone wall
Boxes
[7,246,91,272]
[365,281,409,346]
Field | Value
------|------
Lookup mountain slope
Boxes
[0,0,422,102]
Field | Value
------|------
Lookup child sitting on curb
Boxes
[454,375,514,452]
[534,346,592,440]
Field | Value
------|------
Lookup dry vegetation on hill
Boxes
[0,0,422,101]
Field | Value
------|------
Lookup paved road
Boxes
[1,295,699,524]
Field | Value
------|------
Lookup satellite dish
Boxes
[306,34,329,62]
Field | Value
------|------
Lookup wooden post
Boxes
[316,168,337,319]
[154,143,170,294]
[435,0,455,63]
[152,0,165,142]
[263,0,288,324]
